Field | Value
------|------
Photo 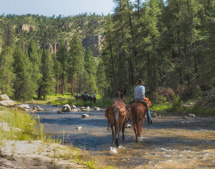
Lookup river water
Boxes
[31,105,215,168]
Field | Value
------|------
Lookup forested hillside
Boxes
[0,0,215,112]
[0,13,105,100]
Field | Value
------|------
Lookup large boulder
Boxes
[0,100,15,107]
[17,104,30,111]
[0,94,10,101]
[61,104,71,112]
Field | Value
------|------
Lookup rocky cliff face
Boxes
[21,24,36,32]
[82,35,104,56]
[48,35,104,56]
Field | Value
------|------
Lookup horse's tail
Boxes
[114,106,120,147]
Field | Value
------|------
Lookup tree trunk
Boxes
[55,76,59,95]
[71,75,75,96]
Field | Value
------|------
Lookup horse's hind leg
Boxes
[122,121,125,140]
[111,125,114,145]
[133,126,138,143]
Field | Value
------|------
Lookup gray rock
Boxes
[61,104,71,112]
[17,104,30,111]
[0,100,15,107]
[189,113,195,118]
[82,114,89,118]
[0,94,10,101]
[33,105,43,111]
[71,105,76,109]
[76,126,82,130]
[125,123,131,128]
[94,106,100,111]
[80,107,86,111]
[72,108,80,112]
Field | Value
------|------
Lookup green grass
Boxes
[151,103,172,112]
[0,107,114,169]
[0,107,62,144]
[0,108,38,141]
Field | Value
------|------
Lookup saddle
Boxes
[105,99,130,119]
[129,98,149,112]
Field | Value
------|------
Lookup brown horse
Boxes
[105,90,130,147]
[129,97,151,143]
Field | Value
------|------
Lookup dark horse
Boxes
[129,97,151,143]
[105,90,130,147]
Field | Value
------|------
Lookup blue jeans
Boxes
[147,109,152,124]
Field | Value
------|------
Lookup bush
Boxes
[154,87,175,104]
[177,85,202,100]
[171,95,183,112]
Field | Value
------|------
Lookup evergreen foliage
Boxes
[13,40,34,101]
[84,48,97,93]
[0,46,15,96]
[67,34,84,95]
[38,49,54,99]
[0,3,214,107]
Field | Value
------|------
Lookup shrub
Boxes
[154,87,175,104]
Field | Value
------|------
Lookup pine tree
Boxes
[84,48,97,94]
[137,0,163,90]
[38,49,54,99]
[0,46,15,96]
[67,34,84,95]
[3,23,15,48]
[113,0,133,89]
[96,60,108,95]
[199,0,215,86]
[0,28,3,51]
[13,40,34,101]
[101,15,117,93]
[56,39,68,95]
[28,39,41,94]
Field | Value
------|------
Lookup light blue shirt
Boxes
[134,85,145,100]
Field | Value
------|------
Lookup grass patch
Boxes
[151,103,172,112]
[0,107,114,169]
[0,108,38,141]
[0,108,62,144]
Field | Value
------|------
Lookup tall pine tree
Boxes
[38,49,54,99]
[0,46,15,96]
[13,40,34,101]
[67,34,84,95]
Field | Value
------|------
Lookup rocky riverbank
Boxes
[0,140,86,169]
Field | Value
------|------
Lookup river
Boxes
[31,105,215,169]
